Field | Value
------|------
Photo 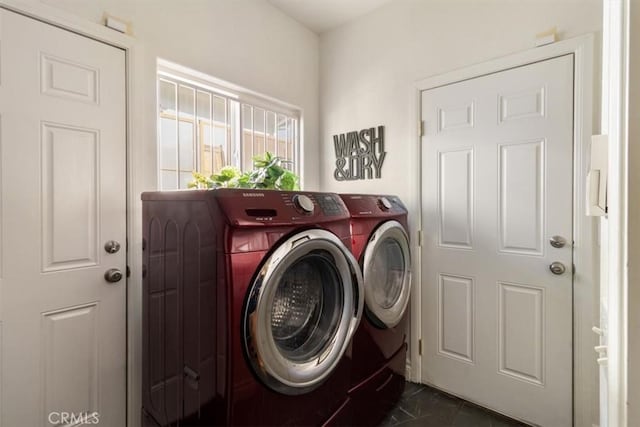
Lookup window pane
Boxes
[277,114,287,158]
[178,85,195,117]
[213,96,228,172]
[178,86,195,184]
[179,121,195,173]
[229,100,241,169]
[254,107,266,161]
[197,91,212,175]
[242,104,253,171]
[213,96,226,123]
[196,91,211,120]
[160,117,177,170]
[213,126,226,172]
[287,118,295,168]
[161,170,177,190]
[159,79,176,114]
[179,172,193,189]
[266,111,276,155]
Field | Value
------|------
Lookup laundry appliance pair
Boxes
[141,189,410,426]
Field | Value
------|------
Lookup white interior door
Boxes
[0,9,126,426]
[420,55,574,426]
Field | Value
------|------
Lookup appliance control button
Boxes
[293,194,314,213]
[379,197,392,210]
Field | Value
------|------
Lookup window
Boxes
[157,68,300,190]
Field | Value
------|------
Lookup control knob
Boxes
[293,194,314,214]
[379,197,392,211]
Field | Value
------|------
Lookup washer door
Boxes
[244,229,364,395]
[362,220,411,328]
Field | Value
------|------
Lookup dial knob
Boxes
[293,194,314,213]
[379,197,392,210]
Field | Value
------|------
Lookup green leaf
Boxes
[276,171,299,190]
[212,166,241,183]
[188,171,216,189]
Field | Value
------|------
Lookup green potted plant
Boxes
[188,152,299,190]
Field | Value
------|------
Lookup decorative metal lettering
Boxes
[333,125,386,181]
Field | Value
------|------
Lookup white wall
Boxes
[39,0,321,189]
[319,0,602,222]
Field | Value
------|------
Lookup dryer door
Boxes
[362,220,411,328]
[244,229,364,395]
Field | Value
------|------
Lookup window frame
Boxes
[156,60,302,190]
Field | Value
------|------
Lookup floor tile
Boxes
[379,382,529,427]
[452,403,494,427]
[379,405,415,426]
[401,381,425,399]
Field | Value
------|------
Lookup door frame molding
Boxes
[0,2,145,426]
[411,34,597,427]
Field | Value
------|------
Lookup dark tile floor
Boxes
[380,382,529,427]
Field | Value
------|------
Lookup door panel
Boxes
[42,122,100,271]
[438,274,474,363]
[421,55,573,426]
[42,303,100,421]
[438,149,474,248]
[497,282,544,385]
[0,9,126,427]
[498,140,544,255]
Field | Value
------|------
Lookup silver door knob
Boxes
[549,262,566,275]
[104,240,121,254]
[549,235,567,248]
[104,268,123,283]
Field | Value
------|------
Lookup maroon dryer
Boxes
[340,194,411,426]
[141,189,364,426]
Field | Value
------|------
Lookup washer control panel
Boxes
[278,191,346,218]
[213,189,350,225]
[316,194,345,216]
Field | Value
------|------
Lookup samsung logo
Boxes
[243,193,265,197]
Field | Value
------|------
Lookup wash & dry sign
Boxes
[333,125,386,181]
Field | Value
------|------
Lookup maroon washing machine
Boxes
[141,189,364,426]
[340,194,411,426]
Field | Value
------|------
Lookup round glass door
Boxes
[244,229,363,395]
[362,220,411,328]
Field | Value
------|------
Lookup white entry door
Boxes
[0,9,126,427]
[421,55,574,426]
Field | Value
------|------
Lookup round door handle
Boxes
[104,268,123,283]
[549,262,566,275]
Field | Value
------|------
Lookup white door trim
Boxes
[0,2,145,426]
[411,34,597,427]
[601,0,629,425]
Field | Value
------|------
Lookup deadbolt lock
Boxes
[104,240,121,254]
[549,236,567,249]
